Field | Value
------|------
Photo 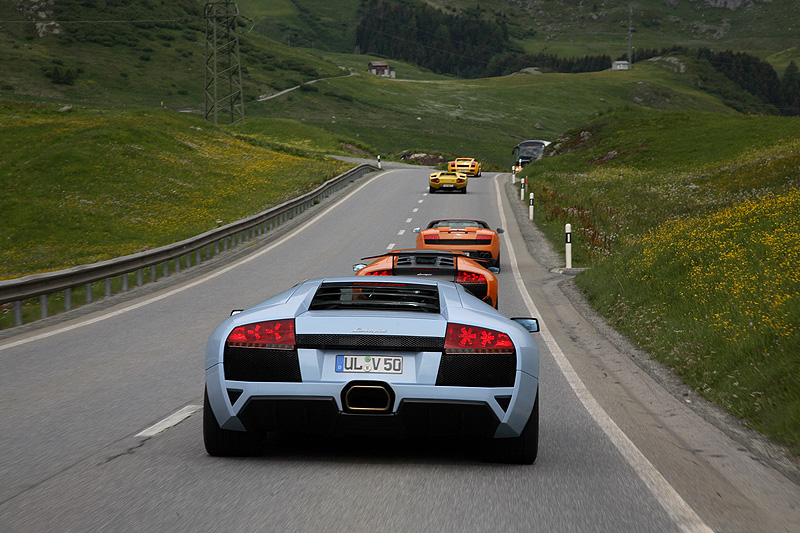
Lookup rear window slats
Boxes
[310,282,441,313]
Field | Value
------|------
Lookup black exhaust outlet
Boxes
[342,381,394,413]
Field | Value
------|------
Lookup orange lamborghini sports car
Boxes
[448,157,482,177]
[413,219,504,269]
[353,249,499,308]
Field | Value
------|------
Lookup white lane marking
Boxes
[493,176,712,533]
[397,230,405,236]
[412,208,419,213]
[405,218,412,223]
[0,170,397,352]
[417,199,424,204]
[135,404,201,438]
[387,243,396,250]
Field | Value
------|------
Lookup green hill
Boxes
[252,0,800,67]
[0,0,345,109]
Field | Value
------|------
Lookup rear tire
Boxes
[429,186,436,194]
[461,187,467,194]
[203,387,265,457]
[481,391,538,464]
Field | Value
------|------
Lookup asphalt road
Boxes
[1,166,799,532]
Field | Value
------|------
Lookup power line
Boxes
[0,17,201,24]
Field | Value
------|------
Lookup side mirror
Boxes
[488,267,500,274]
[353,263,367,273]
[496,228,505,234]
[412,227,421,233]
[511,317,539,333]
[230,309,243,316]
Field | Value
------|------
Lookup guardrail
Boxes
[0,163,378,329]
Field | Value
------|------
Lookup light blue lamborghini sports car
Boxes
[204,277,541,464]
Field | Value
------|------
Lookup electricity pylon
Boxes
[204,1,244,124]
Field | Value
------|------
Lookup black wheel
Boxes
[429,186,436,194]
[461,186,467,194]
[480,391,539,464]
[203,387,265,457]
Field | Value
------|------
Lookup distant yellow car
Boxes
[429,171,467,194]
[448,157,482,177]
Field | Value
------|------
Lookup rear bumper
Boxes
[237,396,500,438]
[206,370,538,439]
[430,181,466,190]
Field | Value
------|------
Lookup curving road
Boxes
[1,167,798,532]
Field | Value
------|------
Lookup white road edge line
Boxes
[135,404,202,438]
[0,170,396,353]
[494,176,713,533]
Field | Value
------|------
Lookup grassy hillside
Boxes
[237,0,360,53]
[0,0,346,110]
[247,54,761,166]
[0,101,352,280]
[518,108,800,452]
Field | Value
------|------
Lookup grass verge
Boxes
[519,107,800,453]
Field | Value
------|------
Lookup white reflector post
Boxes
[529,193,535,221]
[565,223,572,269]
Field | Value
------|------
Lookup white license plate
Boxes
[336,355,403,374]
[440,184,454,188]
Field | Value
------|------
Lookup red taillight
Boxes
[424,234,439,243]
[226,319,295,349]
[476,234,492,241]
[445,323,514,353]
[457,178,465,183]
[364,269,392,276]
[456,271,486,283]
[431,178,440,183]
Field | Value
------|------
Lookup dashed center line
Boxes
[135,404,201,439]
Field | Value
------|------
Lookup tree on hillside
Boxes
[356,0,509,78]
[781,61,800,116]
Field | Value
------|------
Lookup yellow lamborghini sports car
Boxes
[429,171,467,194]
[447,158,482,177]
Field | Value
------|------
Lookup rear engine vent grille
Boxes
[395,256,456,269]
[432,238,482,246]
[223,347,301,382]
[436,353,516,387]
[297,334,444,352]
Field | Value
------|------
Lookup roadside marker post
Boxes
[529,193,534,221]
[565,223,572,269]
[377,154,382,170]
[520,177,525,200]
